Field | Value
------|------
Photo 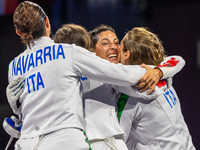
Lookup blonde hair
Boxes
[122,27,166,66]
[53,24,91,50]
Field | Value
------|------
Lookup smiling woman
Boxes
[90,24,120,64]
[9,2,153,150]
[84,24,186,150]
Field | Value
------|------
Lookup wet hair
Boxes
[53,24,91,50]
[122,27,166,66]
[13,1,47,48]
[89,24,116,51]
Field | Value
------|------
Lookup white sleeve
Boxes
[113,83,168,100]
[71,45,146,87]
[8,60,14,83]
[157,55,185,79]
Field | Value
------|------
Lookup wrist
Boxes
[154,67,163,79]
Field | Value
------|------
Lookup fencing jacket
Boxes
[8,36,149,138]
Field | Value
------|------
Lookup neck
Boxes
[44,25,50,37]
[125,59,129,65]
[44,31,50,37]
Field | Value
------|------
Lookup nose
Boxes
[110,43,118,50]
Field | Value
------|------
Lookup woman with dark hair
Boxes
[81,24,185,150]
[8,2,163,149]
[6,18,185,149]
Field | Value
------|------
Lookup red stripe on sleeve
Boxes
[157,80,167,88]
[158,57,179,67]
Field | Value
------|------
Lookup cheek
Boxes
[95,47,107,57]
[120,52,125,62]
[117,52,121,61]
[95,49,106,59]
[117,48,121,57]
[120,51,123,58]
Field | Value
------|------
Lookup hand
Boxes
[6,78,25,115]
[136,64,163,94]
[3,116,22,138]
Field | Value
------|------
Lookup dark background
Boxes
[0,0,199,149]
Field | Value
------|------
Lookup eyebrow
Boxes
[100,38,109,42]
[100,38,119,42]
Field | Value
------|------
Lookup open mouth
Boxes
[108,53,118,59]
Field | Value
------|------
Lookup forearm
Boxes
[72,46,146,86]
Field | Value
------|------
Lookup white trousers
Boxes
[90,137,128,150]
[14,128,90,150]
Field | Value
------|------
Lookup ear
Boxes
[16,30,22,36]
[124,50,130,61]
[45,16,50,28]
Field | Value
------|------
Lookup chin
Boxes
[111,60,118,64]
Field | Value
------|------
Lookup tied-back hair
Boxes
[13,1,47,49]
[53,24,91,50]
[89,24,116,51]
[122,27,166,66]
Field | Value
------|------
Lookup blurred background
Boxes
[0,0,199,149]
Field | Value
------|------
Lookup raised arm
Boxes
[136,55,185,93]
[157,55,185,79]
[72,45,146,86]
[113,79,168,100]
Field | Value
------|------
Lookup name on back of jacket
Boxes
[11,44,65,93]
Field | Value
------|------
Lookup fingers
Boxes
[15,85,24,97]
[137,65,162,93]
[13,80,25,95]
[137,64,153,87]
[140,63,148,69]
[136,81,146,89]
[147,84,156,94]
[7,78,21,89]
[136,74,149,89]
[137,76,158,94]
[139,79,154,93]
[146,81,156,94]
[7,78,25,96]
[136,75,151,90]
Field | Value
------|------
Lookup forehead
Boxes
[97,30,118,41]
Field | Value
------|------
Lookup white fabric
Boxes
[8,36,147,139]
[90,137,128,150]
[6,78,25,115]
[113,56,185,99]
[14,128,89,150]
[83,79,167,142]
[82,56,185,142]
[158,56,186,79]
[119,86,196,150]
[83,80,125,140]
[8,37,187,150]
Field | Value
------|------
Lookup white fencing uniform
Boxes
[82,56,185,150]
[118,84,196,149]
[14,128,89,150]
[8,36,152,149]
[82,79,128,150]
